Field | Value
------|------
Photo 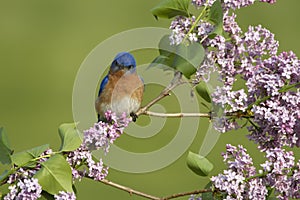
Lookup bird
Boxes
[95,52,144,122]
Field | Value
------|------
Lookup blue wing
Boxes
[98,75,109,96]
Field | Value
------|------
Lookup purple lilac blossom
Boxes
[169,16,213,45]
[54,191,76,200]
[192,0,215,7]
[66,111,130,181]
[189,0,300,150]
[260,148,300,199]
[188,194,202,200]
[246,52,300,149]
[4,178,42,200]
[260,0,276,3]
[192,0,275,9]
[211,145,300,199]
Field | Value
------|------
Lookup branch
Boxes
[161,189,212,200]
[144,111,211,118]
[99,178,160,200]
[136,71,184,117]
[87,176,212,200]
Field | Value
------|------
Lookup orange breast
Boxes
[95,70,144,117]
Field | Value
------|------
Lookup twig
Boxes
[99,178,161,200]
[144,111,211,118]
[136,71,184,117]
[161,189,212,200]
[94,177,212,200]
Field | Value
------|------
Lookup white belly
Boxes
[100,96,141,116]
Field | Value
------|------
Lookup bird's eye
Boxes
[128,65,134,69]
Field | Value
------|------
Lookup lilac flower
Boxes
[213,116,239,133]
[169,16,196,45]
[4,178,42,200]
[169,16,214,45]
[212,145,299,199]
[246,52,300,149]
[241,25,278,66]
[193,57,216,84]
[192,0,271,9]
[223,13,241,35]
[223,0,255,10]
[192,0,215,8]
[259,148,300,199]
[248,178,268,199]
[211,145,268,199]
[66,111,130,181]
[188,194,202,200]
[83,111,131,153]
[211,145,254,199]
[66,145,109,181]
[260,0,276,3]
[54,191,76,200]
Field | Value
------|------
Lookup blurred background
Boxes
[0,0,300,199]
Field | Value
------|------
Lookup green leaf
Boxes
[11,144,50,168]
[149,55,175,71]
[40,191,55,200]
[151,0,190,19]
[149,35,177,70]
[158,34,176,56]
[0,127,12,165]
[58,123,82,152]
[201,182,214,200]
[11,151,33,166]
[151,35,205,79]
[173,42,205,78]
[187,151,213,176]
[0,169,13,182]
[208,0,223,37]
[34,154,73,195]
[28,144,50,158]
[196,81,212,103]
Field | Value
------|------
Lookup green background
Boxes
[1,0,300,199]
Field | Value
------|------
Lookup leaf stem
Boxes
[182,2,209,43]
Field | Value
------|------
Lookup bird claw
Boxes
[130,112,138,122]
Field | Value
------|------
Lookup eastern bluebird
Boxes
[95,52,144,122]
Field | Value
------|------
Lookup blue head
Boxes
[110,52,136,73]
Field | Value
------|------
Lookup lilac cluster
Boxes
[192,0,215,7]
[169,16,213,45]
[67,111,131,181]
[3,111,131,199]
[246,52,300,149]
[260,0,276,3]
[83,111,131,153]
[170,1,300,199]
[66,145,109,181]
[211,145,300,199]
[54,191,76,200]
[4,149,53,200]
[4,178,42,200]
[188,194,202,200]
[192,0,275,9]
[182,0,300,150]
[261,148,300,199]
[211,145,259,199]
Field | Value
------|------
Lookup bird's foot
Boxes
[130,112,138,122]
